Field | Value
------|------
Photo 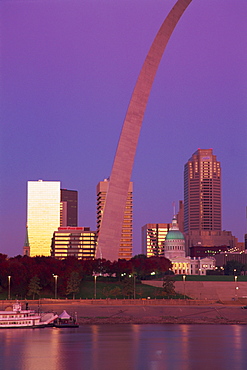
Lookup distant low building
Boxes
[51,227,96,259]
[142,223,171,257]
[189,245,229,258]
[185,230,238,255]
[215,251,247,268]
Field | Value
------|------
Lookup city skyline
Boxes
[1,1,246,257]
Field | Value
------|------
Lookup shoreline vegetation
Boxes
[2,299,247,325]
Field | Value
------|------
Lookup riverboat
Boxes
[53,310,79,328]
[0,301,58,329]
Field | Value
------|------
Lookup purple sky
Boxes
[1,0,246,257]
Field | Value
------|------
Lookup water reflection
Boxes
[0,325,247,370]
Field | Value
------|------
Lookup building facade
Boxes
[142,223,171,257]
[184,149,221,233]
[214,251,247,270]
[164,216,215,275]
[27,180,60,257]
[60,189,78,227]
[96,179,133,260]
[176,200,184,232]
[186,229,238,255]
[51,227,96,259]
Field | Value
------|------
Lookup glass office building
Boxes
[27,180,60,256]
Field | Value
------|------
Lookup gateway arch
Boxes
[96,0,192,261]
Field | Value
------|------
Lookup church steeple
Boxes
[23,225,30,256]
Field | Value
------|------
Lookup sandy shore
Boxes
[25,300,247,325]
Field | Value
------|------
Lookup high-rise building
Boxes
[184,149,221,233]
[60,189,78,227]
[176,200,184,232]
[27,180,60,257]
[96,179,133,260]
[51,227,96,259]
[142,223,171,257]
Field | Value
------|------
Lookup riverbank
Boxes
[26,300,247,325]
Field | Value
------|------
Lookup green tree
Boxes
[121,277,134,298]
[66,271,81,299]
[102,286,112,298]
[109,286,122,298]
[28,275,42,300]
[224,260,244,275]
[162,276,175,296]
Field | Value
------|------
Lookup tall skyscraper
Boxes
[184,149,221,233]
[60,189,78,227]
[97,179,133,260]
[27,180,60,257]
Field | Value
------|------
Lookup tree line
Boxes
[0,253,172,299]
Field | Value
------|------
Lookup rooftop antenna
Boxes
[173,201,176,217]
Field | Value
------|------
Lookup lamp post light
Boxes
[235,286,239,300]
[129,274,136,299]
[234,275,238,300]
[8,275,11,300]
[182,275,186,300]
[53,274,58,299]
[94,275,97,300]
[133,275,136,300]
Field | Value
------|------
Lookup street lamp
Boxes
[235,286,239,300]
[53,274,58,299]
[129,274,136,299]
[94,275,97,299]
[133,275,136,300]
[234,275,238,300]
[8,275,11,300]
[183,275,186,300]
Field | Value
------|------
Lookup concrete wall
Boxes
[143,280,247,301]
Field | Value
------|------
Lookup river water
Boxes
[0,324,246,370]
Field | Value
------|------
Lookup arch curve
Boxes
[96,0,193,261]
